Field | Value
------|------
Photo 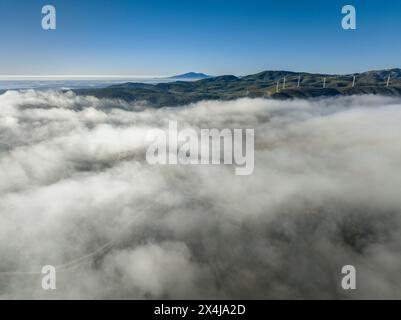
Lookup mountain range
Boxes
[74,68,401,108]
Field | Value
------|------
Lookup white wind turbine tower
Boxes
[276,80,280,93]
[352,75,356,87]
[283,76,286,89]
[323,77,326,88]
[386,74,391,87]
[297,75,301,87]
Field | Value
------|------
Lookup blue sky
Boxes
[1,0,400,77]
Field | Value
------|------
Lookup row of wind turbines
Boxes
[274,74,393,93]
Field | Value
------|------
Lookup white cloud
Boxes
[0,90,401,299]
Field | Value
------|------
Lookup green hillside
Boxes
[74,68,401,108]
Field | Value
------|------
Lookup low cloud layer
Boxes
[1,90,401,299]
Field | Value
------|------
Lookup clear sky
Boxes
[1,0,401,77]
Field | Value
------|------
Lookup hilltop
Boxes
[169,72,212,79]
[74,68,401,108]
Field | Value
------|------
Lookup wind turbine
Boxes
[283,77,286,89]
[297,75,301,87]
[352,75,356,87]
[386,74,391,87]
[323,77,326,88]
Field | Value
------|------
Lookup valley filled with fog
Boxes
[1,90,401,299]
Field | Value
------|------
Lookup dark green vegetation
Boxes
[74,68,401,108]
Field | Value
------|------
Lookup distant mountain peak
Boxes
[169,72,211,79]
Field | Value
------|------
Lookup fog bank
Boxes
[1,90,401,299]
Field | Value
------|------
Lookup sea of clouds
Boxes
[0,90,401,299]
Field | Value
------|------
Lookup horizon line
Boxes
[0,67,399,81]
[0,75,170,80]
